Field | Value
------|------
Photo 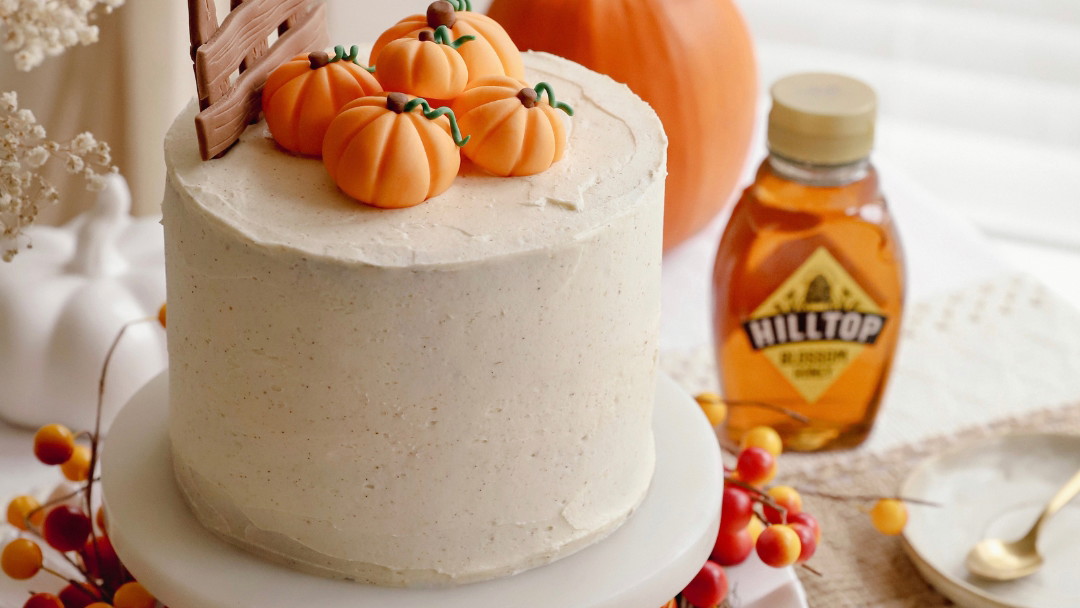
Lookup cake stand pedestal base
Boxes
[101,372,721,608]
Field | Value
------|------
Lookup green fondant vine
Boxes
[331,45,376,73]
[432,25,475,49]
[534,82,575,116]
[404,98,471,147]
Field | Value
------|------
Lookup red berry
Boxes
[680,560,728,608]
[24,593,64,608]
[735,446,776,486]
[756,524,802,568]
[58,583,99,608]
[719,485,753,532]
[711,526,753,566]
[787,512,821,542]
[43,505,92,552]
[789,522,818,562]
[81,535,121,585]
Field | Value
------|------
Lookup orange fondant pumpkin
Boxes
[375,27,474,100]
[371,0,524,82]
[487,0,758,250]
[452,76,573,177]
[262,46,382,157]
[322,93,470,209]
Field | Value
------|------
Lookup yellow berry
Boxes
[85,603,113,608]
[695,392,727,427]
[113,581,155,608]
[755,524,802,567]
[746,516,765,543]
[870,499,908,535]
[6,495,43,530]
[765,485,803,523]
[157,303,167,329]
[95,505,107,534]
[33,424,75,465]
[61,444,92,482]
[1,538,43,580]
[740,425,783,457]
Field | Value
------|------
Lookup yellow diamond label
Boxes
[742,247,886,403]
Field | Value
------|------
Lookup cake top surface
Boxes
[165,51,666,268]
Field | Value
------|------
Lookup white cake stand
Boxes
[101,372,722,608]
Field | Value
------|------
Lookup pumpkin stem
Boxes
[534,82,575,116]
[387,93,410,114]
[516,87,538,108]
[66,174,131,278]
[403,98,471,147]
[426,0,457,29]
[432,25,474,49]
[308,51,330,70]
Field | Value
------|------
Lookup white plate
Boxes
[901,433,1080,608]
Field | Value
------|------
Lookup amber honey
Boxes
[712,73,905,451]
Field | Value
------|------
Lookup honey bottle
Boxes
[712,73,905,451]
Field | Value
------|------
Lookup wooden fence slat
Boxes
[195,0,311,99]
[193,2,328,160]
[188,0,217,60]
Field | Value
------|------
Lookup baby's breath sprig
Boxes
[1,0,125,71]
[0,90,118,261]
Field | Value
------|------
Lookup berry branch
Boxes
[2,307,165,608]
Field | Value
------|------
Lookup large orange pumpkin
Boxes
[376,26,475,100]
[371,0,524,82]
[452,76,573,176]
[262,46,382,157]
[322,93,469,209]
[486,0,758,250]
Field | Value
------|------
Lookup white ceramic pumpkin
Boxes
[0,175,167,432]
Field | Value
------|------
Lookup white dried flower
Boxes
[0,90,117,260]
[1,0,125,70]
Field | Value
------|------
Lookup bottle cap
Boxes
[767,73,877,165]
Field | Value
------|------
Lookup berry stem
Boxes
[793,488,943,508]
[23,481,100,534]
[402,98,470,147]
[724,400,812,423]
[724,476,789,518]
[799,563,824,577]
[84,316,156,597]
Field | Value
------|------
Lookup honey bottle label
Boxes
[741,247,887,403]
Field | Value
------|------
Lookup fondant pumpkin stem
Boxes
[426,0,457,29]
[387,92,410,114]
[403,98,471,147]
[309,51,330,70]
[517,87,538,108]
[432,25,475,49]
[534,82,575,116]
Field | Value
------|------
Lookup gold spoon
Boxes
[965,468,1080,581]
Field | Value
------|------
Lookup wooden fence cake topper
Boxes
[188,0,329,160]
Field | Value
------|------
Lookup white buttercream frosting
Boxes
[164,51,667,586]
